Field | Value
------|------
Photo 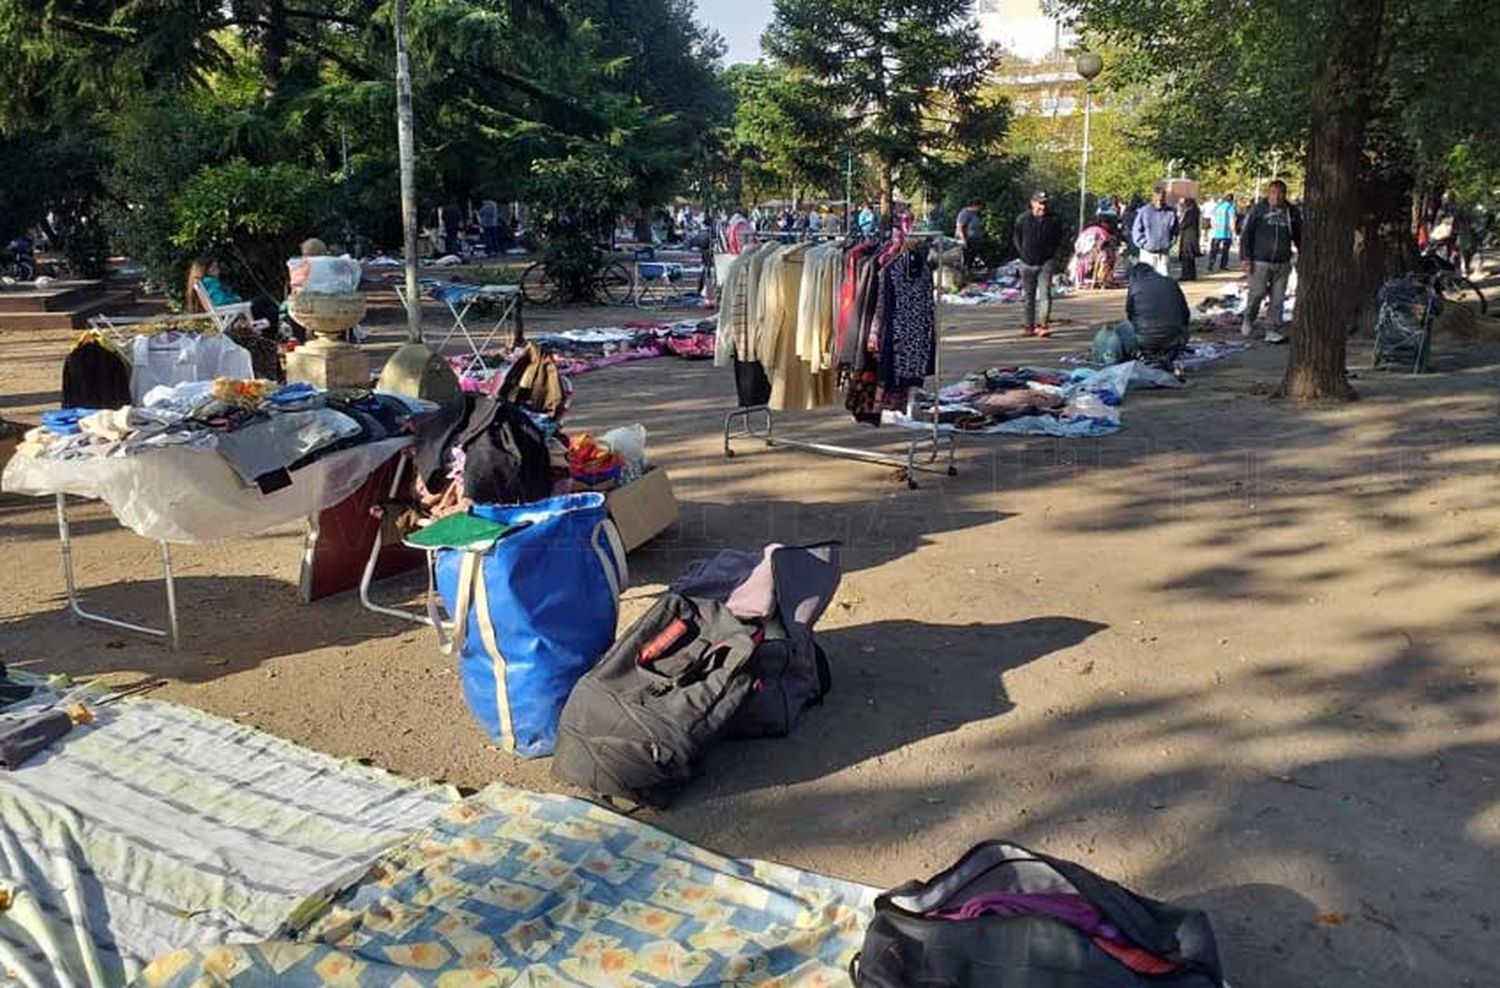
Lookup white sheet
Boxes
[2,438,410,543]
[0,698,454,988]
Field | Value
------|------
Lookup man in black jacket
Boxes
[1239,179,1302,343]
[1013,191,1065,336]
[1125,262,1191,374]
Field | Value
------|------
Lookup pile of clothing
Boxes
[1195,276,1297,328]
[1062,335,1251,372]
[14,379,428,494]
[941,260,1078,306]
[453,321,717,389]
[893,362,1135,438]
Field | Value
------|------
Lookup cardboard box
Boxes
[606,467,677,552]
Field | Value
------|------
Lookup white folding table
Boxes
[2,438,414,649]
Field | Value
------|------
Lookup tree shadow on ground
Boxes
[675,634,1500,986]
[0,575,413,682]
[682,616,1107,804]
[622,496,1016,586]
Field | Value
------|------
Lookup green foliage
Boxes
[99,94,228,296]
[172,158,328,295]
[936,156,1030,247]
[724,63,844,204]
[527,151,633,301]
[764,0,1000,214]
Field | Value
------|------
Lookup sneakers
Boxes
[1239,320,1254,337]
[1264,329,1287,344]
[1035,323,1051,338]
[1021,324,1037,337]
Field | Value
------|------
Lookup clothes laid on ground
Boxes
[855,839,1225,987]
[890,362,1135,438]
[139,783,877,987]
[0,696,455,988]
[940,259,1078,307]
[1063,337,1250,374]
[454,321,718,390]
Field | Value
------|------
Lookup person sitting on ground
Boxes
[186,257,280,337]
[1125,261,1191,375]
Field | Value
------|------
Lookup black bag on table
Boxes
[552,592,759,805]
[61,336,131,410]
[853,840,1226,988]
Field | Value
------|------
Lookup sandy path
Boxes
[2,273,1498,985]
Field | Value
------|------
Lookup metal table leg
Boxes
[56,493,179,649]
[356,455,433,628]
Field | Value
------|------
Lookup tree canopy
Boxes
[0,0,734,292]
[763,0,1004,222]
[1062,0,1500,399]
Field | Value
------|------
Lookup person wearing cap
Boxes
[1131,186,1179,277]
[1012,191,1065,337]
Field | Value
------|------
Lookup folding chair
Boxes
[632,260,706,310]
[192,281,265,334]
[392,278,523,376]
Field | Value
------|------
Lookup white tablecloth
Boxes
[2,438,410,543]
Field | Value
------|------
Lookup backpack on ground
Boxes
[670,541,842,738]
[852,840,1226,988]
[551,592,759,805]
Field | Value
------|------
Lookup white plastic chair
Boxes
[192,280,266,333]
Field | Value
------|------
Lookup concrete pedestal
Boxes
[285,335,371,389]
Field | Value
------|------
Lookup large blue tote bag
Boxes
[435,493,627,757]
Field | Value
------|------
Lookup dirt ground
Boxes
[3,271,1499,986]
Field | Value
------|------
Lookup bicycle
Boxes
[2,237,35,281]
[1418,245,1486,314]
[519,252,633,306]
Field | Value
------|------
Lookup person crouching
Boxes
[1125,262,1191,376]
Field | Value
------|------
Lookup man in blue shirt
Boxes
[1131,186,1179,276]
[1208,194,1238,271]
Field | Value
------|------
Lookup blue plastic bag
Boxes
[435,493,626,758]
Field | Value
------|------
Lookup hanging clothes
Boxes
[714,249,755,367]
[878,248,937,393]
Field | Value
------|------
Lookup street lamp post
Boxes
[1075,52,1104,235]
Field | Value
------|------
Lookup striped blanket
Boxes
[139,785,879,986]
[0,699,455,988]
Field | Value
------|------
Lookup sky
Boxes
[693,0,1062,66]
[694,0,774,64]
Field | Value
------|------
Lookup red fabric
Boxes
[1092,938,1180,975]
[837,243,873,355]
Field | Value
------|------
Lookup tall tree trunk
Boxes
[878,161,894,231]
[260,0,288,96]
[1278,0,1384,400]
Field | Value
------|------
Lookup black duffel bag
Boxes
[852,840,1226,987]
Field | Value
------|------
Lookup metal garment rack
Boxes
[722,233,957,489]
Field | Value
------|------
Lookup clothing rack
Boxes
[722,231,957,489]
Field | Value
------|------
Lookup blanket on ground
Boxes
[0,699,454,988]
[139,784,878,987]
